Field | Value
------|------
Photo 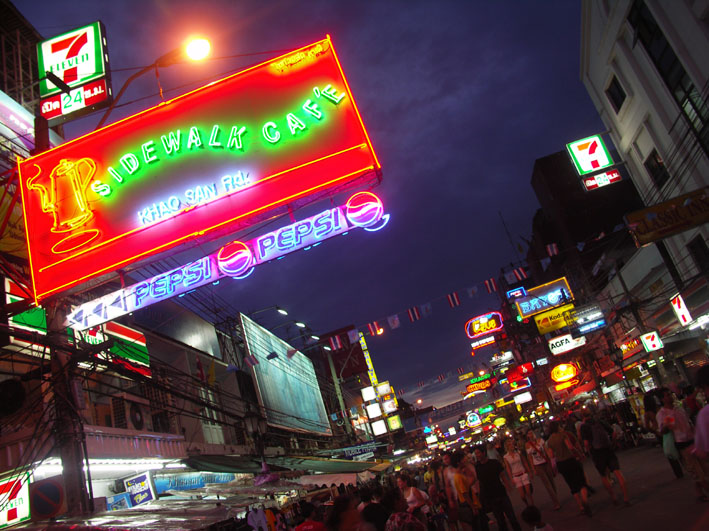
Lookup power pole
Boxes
[46,303,90,516]
[326,349,353,438]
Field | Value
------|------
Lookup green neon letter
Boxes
[161,130,182,155]
[262,122,280,144]
[302,99,322,120]
[142,140,159,164]
[286,113,306,135]
[227,126,247,150]
[107,166,124,183]
[119,153,140,175]
[187,126,203,150]
[208,125,223,148]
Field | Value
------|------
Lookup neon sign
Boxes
[551,363,578,383]
[516,277,573,318]
[640,331,663,352]
[466,379,492,394]
[19,36,380,303]
[582,169,622,191]
[465,311,503,339]
[466,412,481,428]
[506,287,527,299]
[566,134,613,175]
[67,192,386,329]
[670,293,693,326]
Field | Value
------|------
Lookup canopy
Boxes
[182,454,386,474]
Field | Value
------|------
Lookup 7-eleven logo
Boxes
[640,331,664,352]
[566,134,613,175]
[0,474,30,528]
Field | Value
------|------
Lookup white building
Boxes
[581,0,709,383]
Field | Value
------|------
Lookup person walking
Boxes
[656,387,709,501]
[524,430,560,510]
[579,412,630,506]
[503,438,534,507]
[545,421,591,516]
[474,445,521,531]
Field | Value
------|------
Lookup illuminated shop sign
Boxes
[554,379,579,391]
[566,134,613,175]
[506,287,527,299]
[465,379,492,394]
[620,337,642,358]
[466,412,481,428]
[465,311,503,339]
[535,357,549,366]
[571,304,607,334]
[670,293,693,326]
[0,473,30,528]
[640,331,663,352]
[37,21,112,123]
[470,335,495,351]
[67,192,385,329]
[506,363,533,383]
[515,277,573,318]
[548,333,586,355]
[38,22,109,97]
[478,404,494,415]
[508,377,531,392]
[534,303,575,334]
[19,36,380,303]
[470,373,491,384]
[582,168,622,191]
[514,391,533,404]
[551,362,578,383]
[359,333,378,386]
[490,350,514,366]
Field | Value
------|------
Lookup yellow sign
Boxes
[495,397,515,408]
[534,303,575,334]
[493,417,507,427]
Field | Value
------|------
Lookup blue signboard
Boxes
[106,492,132,511]
[153,473,235,494]
[124,472,156,507]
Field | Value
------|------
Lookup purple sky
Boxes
[18,0,605,412]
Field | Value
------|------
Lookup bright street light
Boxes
[185,38,210,61]
[277,307,288,316]
[295,322,306,328]
[96,36,211,129]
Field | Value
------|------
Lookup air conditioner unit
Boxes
[111,394,152,431]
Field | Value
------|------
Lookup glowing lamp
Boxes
[185,38,210,61]
[551,363,578,383]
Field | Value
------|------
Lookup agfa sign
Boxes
[19,37,380,302]
[548,333,586,355]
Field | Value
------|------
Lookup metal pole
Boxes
[326,350,354,438]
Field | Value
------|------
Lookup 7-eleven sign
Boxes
[566,134,613,175]
[640,331,664,352]
[37,21,109,98]
[0,474,31,528]
[670,293,693,326]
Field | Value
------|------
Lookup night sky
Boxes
[17,0,604,411]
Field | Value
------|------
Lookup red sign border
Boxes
[19,35,380,303]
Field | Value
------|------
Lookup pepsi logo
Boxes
[217,240,253,277]
[345,191,383,227]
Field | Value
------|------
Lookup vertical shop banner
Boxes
[19,36,380,302]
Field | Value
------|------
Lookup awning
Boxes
[182,454,383,474]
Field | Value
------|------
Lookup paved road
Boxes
[501,445,709,530]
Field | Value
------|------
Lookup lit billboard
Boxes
[582,169,622,191]
[464,311,503,339]
[240,313,331,435]
[37,21,112,124]
[566,134,613,175]
[534,303,575,334]
[515,277,573,319]
[19,36,380,303]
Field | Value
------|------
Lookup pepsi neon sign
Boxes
[67,192,387,330]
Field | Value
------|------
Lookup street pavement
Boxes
[502,445,709,530]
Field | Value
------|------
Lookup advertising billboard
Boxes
[464,311,503,339]
[240,313,331,435]
[19,36,380,303]
[534,303,575,334]
[515,277,573,319]
[37,22,112,124]
[625,186,709,247]
[582,168,622,191]
[566,134,613,175]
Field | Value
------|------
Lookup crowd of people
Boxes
[235,366,709,531]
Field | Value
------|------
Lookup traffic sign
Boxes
[29,477,66,520]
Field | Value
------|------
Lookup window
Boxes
[605,76,627,113]
[628,1,709,156]
[687,235,709,275]
[643,148,670,189]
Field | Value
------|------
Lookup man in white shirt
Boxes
[657,388,709,501]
